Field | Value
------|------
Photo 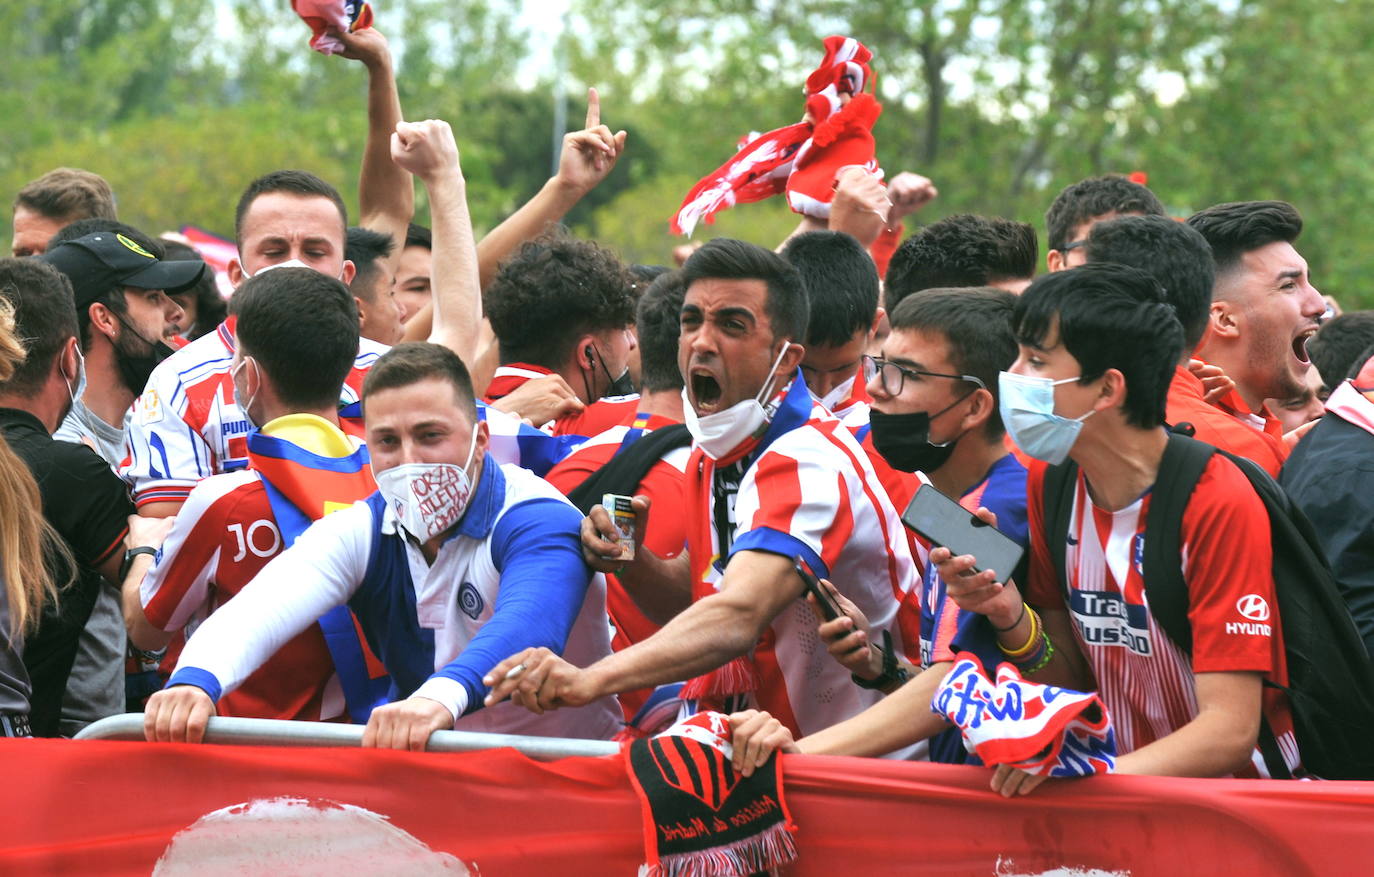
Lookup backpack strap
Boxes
[566,424,693,515]
[1143,434,1295,779]
[1041,459,1080,600]
[1139,432,1216,657]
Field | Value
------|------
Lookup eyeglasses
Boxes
[861,354,987,397]
[1060,239,1088,252]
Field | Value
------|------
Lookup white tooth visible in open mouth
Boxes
[1293,331,1315,364]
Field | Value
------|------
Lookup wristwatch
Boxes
[851,629,911,691]
[119,546,159,581]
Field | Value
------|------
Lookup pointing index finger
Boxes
[585,87,600,130]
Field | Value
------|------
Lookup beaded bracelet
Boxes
[1021,632,1056,675]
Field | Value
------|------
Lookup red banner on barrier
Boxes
[5,738,1371,875]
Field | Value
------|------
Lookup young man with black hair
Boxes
[39,223,201,468]
[0,258,133,736]
[11,168,117,257]
[1186,201,1325,471]
[126,268,381,724]
[729,287,1029,767]
[482,232,639,436]
[143,341,620,747]
[932,263,1298,795]
[486,238,918,747]
[345,226,406,345]
[1044,174,1165,273]
[545,271,690,727]
[1084,214,1290,476]
[884,214,1037,313]
[779,231,882,428]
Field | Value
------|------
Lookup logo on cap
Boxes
[1236,594,1270,622]
[117,233,155,260]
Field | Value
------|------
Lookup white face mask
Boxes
[811,372,856,412]
[998,371,1096,465]
[683,341,793,461]
[245,258,311,278]
[231,356,260,431]
[375,427,481,541]
[244,258,346,281]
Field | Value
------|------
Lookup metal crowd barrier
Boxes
[74,713,619,760]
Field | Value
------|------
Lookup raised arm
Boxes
[389,119,481,364]
[336,26,413,272]
[401,88,627,347]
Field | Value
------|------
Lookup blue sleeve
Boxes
[166,667,223,702]
[430,498,592,713]
[729,526,829,581]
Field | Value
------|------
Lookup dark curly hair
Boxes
[483,230,636,368]
[885,214,1037,312]
[1045,175,1165,252]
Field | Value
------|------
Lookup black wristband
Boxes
[120,546,158,582]
[851,629,910,691]
[992,601,1028,633]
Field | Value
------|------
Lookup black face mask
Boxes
[113,315,175,394]
[867,393,973,474]
[586,343,637,401]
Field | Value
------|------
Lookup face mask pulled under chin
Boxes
[375,428,481,541]
[113,316,176,395]
[65,346,88,406]
[810,373,857,412]
[867,409,957,474]
[998,371,1095,465]
[683,342,793,461]
[606,368,637,398]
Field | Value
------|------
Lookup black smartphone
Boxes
[901,485,1024,582]
[793,557,842,621]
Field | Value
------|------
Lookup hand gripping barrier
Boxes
[74,712,619,759]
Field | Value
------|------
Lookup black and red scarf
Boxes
[625,711,798,877]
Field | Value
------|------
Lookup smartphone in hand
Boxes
[794,557,842,621]
[901,486,1023,582]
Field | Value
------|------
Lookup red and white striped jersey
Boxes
[699,380,918,740]
[1024,455,1298,776]
[120,319,387,507]
[141,469,345,722]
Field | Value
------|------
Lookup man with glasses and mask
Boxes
[142,341,621,748]
[483,239,918,749]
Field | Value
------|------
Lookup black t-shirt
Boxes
[0,408,132,734]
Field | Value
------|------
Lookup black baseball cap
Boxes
[39,231,207,308]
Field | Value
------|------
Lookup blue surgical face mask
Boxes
[998,371,1096,465]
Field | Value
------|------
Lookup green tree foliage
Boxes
[2,0,1370,307]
